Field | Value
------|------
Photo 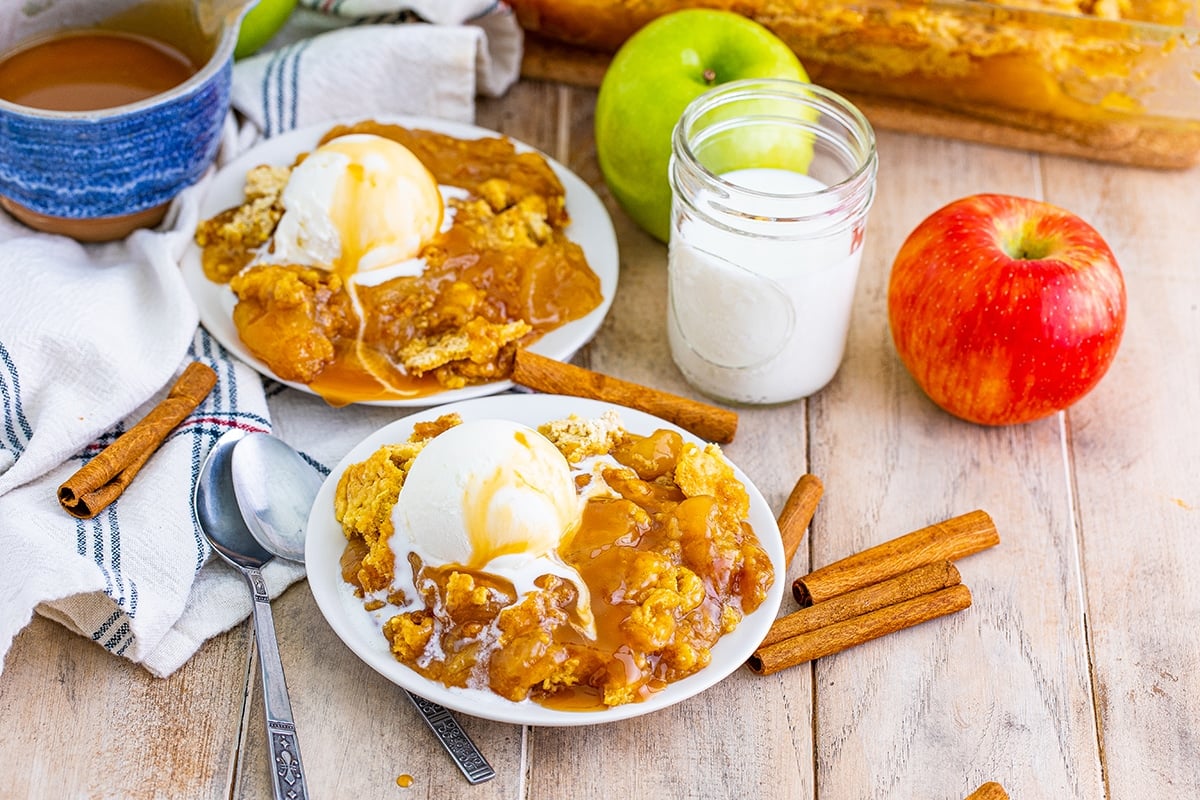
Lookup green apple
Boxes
[594,9,810,243]
[234,0,297,59]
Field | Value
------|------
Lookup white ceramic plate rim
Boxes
[305,394,786,727]
[180,116,619,407]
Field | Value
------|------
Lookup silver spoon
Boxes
[230,432,496,785]
[194,429,308,800]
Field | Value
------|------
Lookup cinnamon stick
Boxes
[793,510,998,607]
[760,561,960,649]
[746,584,972,675]
[58,362,217,518]
[778,473,823,568]
[966,782,1009,800]
[512,348,738,443]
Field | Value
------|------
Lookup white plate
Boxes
[181,116,619,407]
[305,394,785,727]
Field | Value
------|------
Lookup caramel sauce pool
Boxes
[536,491,695,711]
[0,31,196,111]
[307,342,442,406]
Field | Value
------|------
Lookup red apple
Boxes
[887,193,1126,426]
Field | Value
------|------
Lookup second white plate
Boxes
[305,394,785,727]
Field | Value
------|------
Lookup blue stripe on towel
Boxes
[92,611,121,641]
[273,46,288,134]
[80,507,129,612]
[188,347,210,572]
[103,621,130,652]
[266,38,313,137]
[91,517,113,597]
[0,340,32,459]
[298,449,331,477]
[261,48,284,137]
[286,39,313,132]
[190,331,221,569]
[105,503,126,603]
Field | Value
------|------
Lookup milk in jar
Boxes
[667,79,877,405]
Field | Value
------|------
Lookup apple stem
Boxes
[703,68,717,85]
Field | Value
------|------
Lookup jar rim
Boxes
[672,78,877,201]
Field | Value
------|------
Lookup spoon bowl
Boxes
[231,432,323,563]
[196,430,273,570]
[195,429,308,800]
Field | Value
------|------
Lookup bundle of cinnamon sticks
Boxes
[749,480,1000,675]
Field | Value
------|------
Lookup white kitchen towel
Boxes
[0,3,520,678]
[0,217,294,676]
[232,0,522,135]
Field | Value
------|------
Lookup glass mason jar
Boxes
[667,79,878,405]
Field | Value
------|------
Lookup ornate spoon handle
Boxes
[406,691,495,784]
[246,567,308,800]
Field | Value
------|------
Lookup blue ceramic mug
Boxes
[0,1,243,241]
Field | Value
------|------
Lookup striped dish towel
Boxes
[0,206,302,677]
[32,332,307,677]
[231,0,522,136]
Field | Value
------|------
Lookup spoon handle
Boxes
[405,691,496,784]
[246,567,308,800]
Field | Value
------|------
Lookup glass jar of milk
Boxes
[667,79,877,404]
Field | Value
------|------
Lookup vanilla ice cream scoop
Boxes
[390,419,593,631]
[267,133,443,276]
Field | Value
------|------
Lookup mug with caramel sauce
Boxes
[0,0,246,241]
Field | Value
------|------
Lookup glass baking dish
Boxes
[511,0,1200,167]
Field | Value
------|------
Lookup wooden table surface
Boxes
[2,79,1198,800]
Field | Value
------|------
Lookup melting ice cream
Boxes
[389,418,594,629]
[266,133,444,276]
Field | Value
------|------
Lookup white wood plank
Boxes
[807,132,1105,799]
[1044,157,1200,797]
[0,616,248,799]
[518,83,817,800]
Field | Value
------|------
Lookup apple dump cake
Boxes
[195,121,603,404]
[511,0,1200,166]
[335,411,775,710]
